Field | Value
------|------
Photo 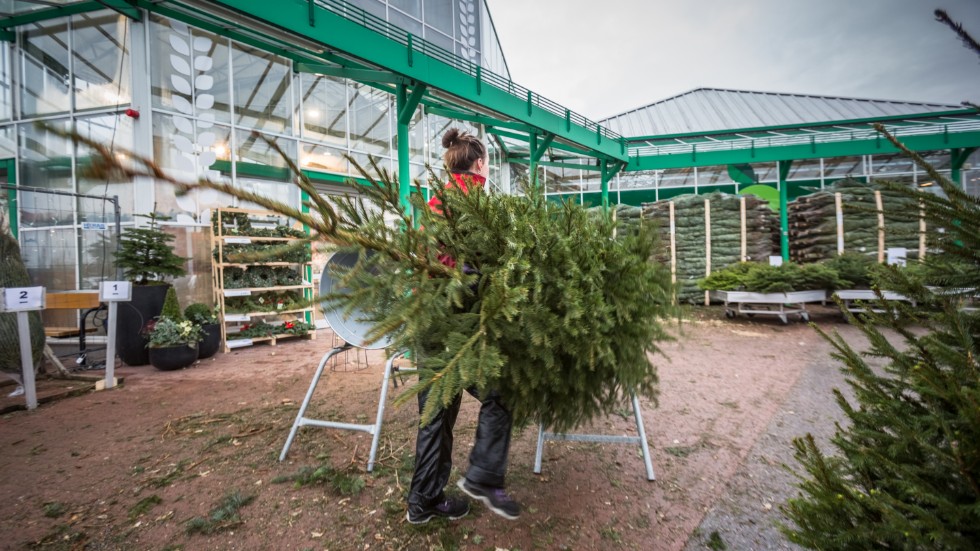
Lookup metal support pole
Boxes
[600,160,610,214]
[17,311,37,410]
[280,345,351,461]
[104,302,118,389]
[396,85,411,214]
[778,160,792,262]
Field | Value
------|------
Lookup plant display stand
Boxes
[211,208,316,353]
[710,290,827,324]
[833,290,915,314]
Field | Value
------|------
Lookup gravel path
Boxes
[683,322,866,551]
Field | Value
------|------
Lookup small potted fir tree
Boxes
[145,287,202,371]
[113,212,188,366]
[184,303,221,359]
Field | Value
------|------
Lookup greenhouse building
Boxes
[0,0,978,326]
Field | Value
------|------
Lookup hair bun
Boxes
[441,128,461,149]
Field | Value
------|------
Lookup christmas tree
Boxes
[114,211,187,285]
[70,128,676,431]
[781,11,980,548]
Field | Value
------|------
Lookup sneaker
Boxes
[457,478,520,520]
[405,497,470,525]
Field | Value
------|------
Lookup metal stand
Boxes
[279,346,409,471]
[534,393,655,481]
[711,290,827,324]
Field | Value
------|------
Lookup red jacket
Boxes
[428,172,485,268]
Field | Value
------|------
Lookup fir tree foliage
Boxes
[781,14,980,545]
[160,286,184,322]
[114,211,187,285]
[66,126,676,432]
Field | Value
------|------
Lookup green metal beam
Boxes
[625,109,980,143]
[95,0,141,20]
[950,146,978,188]
[628,130,980,171]
[507,158,603,172]
[424,105,534,134]
[295,62,406,85]
[397,83,426,213]
[207,0,627,161]
[487,127,607,160]
[531,133,555,164]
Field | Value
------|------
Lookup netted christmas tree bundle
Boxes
[788,179,923,263]
[1,223,45,377]
[641,192,775,303]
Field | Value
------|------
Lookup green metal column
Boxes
[778,160,793,262]
[600,160,610,213]
[3,160,16,239]
[951,147,977,190]
[396,82,426,215]
[528,133,539,189]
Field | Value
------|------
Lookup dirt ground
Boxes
[0,307,852,550]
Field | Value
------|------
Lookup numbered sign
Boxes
[0,286,45,312]
[99,281,133,301]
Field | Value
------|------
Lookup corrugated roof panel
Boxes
[601,88,960,137]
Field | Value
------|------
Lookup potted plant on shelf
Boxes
[146,288,202,371]
[184,303,221,359]
[113,211,188,366]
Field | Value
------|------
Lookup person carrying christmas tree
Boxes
[405,128,521,525]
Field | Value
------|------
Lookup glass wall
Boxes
[346,0,509,77]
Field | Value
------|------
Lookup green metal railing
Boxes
[314,0,622,143]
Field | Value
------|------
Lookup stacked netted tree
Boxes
[782,14,980,545]
[0,217,45,387]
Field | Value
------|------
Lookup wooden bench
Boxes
[44,291,101,338]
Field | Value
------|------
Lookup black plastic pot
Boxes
[116,284,170,366]
[197,323,222,359]
[148,342,199,371]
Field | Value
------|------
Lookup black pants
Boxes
[407,387,513,507]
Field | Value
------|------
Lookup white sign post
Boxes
[99,281,132,390]
[0,286,46,410]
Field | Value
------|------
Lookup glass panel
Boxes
[822,156,863,179]
[153,115,233,219]
[237,176,297,211]
[150,16,231,124]
[349,82,391,156]
[696,166,732,187]
[20,227,77,291]
[20,17,71,116]
[72,11,131,110]
[349,0,386,19]
[0,124,15,158]
[18,120,74,227]
[0,41,11,121]
[231,42,292,134]
[300,74,348,146]
[424,28,454,54]
[871,153,915,176]
[79,216,118,289]
[423,0,454,34]
[236,129,296,169]
[301,142,349,175]
[786,159,822,181]
[349,152,389,180]
[391,0,421,17]
[74,112,134,220]
[389,9,423,36]
[659,167,694,189]
[455,0,480,63]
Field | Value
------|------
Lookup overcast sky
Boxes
[488,0,980,121]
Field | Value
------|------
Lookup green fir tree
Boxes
[781,12,980,548]
[160,287,184,322]
[0,218,45,377]
[114,211,187,285]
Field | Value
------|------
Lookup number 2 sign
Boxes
[0,287,45,312]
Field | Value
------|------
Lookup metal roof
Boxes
[601,87,961,138]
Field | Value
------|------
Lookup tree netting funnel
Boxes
[318,250,391,350]
[280,250,404,470]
